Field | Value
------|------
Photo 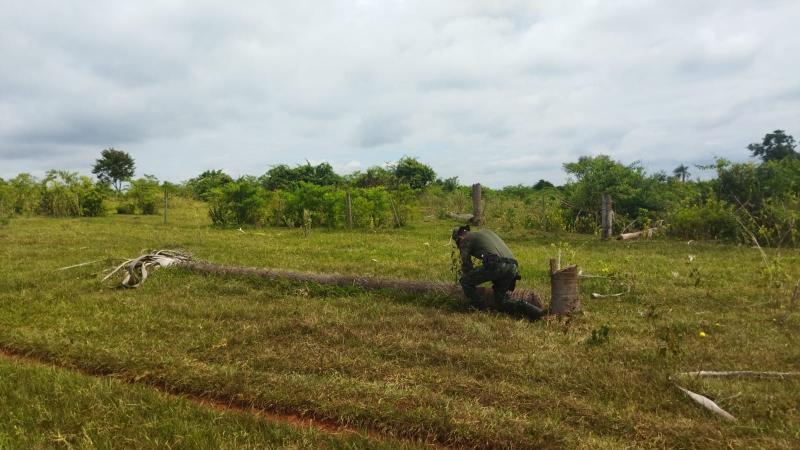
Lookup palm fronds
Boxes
[102,250,192,288]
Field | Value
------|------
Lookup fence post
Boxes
[345,191,353,228]
[601,193,613,239]
[163,186,168,224]
[470,183,482,225]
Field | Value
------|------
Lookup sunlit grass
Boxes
[1,198,798,448]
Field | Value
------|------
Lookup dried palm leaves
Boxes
[102,250,192,288]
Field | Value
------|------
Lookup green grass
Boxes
[1,198,799,448]
[0,357,412,449]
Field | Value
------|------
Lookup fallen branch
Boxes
[590,292,624,299]
[677,371,800,379]
[675,385,736,422]
[55,259,105,272]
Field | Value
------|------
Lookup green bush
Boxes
[127,176,161,215]
[208,178,268,226]
[78,184,107,217]
[668,200,740,241]
[116,203,136,215]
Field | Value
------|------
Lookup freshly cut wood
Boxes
[447,212,474,222]
[678,371,800,379]
[549,259,579,315]
[676,385,737,422]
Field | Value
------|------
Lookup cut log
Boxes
[181,261,542,310]
[617,227,659,241]
[550,260,579,315]
[447,212,474,222]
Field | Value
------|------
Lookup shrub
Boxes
[668,200,740,241]
[185,170,233,200]
[116,203,136,215]
[127,176,161,215]
[208,178,268,226]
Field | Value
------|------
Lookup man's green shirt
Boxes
[459,229,514,272]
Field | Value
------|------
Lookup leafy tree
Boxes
[259,162,343,191]
[185,169,233,200]
[127,175,161,215]
[533,179,554,190]
[748,130,798,162]
[563,155,647,214]
[673,164,690,182]
[38,170,107,217]
[439,176,460,192]
[92,148,135,193]
[350,166,395,188]
[392,157,436,190]
[208,177,268,226]
[6,173,39,215]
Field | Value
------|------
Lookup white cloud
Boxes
[1,1,799,187]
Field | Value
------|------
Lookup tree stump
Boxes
[550,258,580,315]
[470,183,483,225]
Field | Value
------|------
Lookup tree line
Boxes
[1,130,797,245]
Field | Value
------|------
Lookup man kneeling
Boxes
[452,225,542,320]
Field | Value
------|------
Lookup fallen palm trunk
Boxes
[182,261,543,309]
[103,251,542,310]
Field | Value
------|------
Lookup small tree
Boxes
[748,130,798,162]
[185,169,233,200]
[392,157,436,189]
[92,148,135,193]
[673,164,690,182]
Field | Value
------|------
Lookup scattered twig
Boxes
[590,292,624,299]
[675,385,737,422]
[55,259,105,272]
[678,371,800,379]
[579,274,611,279]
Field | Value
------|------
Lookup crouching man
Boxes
[452,225,542,320]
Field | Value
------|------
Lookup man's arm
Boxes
[460,242,473,273]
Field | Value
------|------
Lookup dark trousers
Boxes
[459,261,517,309]
[460,262,542,320]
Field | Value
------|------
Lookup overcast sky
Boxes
[1,1,798,187]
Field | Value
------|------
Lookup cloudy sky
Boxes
[1,0,798,187]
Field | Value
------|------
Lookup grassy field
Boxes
[1,198,799,449]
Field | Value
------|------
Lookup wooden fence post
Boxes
[550,258,580,315]
[601,193,613,239]
[163,186,168,224]
[470,183,482,225]
[345,192,353,228]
